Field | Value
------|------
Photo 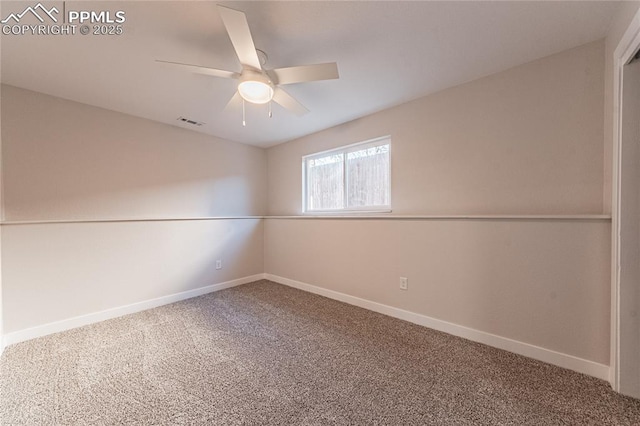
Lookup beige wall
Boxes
[265,218,611,364]
[264,41,611,366]
[0,37,615,372]
[603,1,640,214]
[1,86,266,334]
[268,41,605,216]
[2,85,266,220]
[2,219,263,333]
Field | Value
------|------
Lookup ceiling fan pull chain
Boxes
[242,99,246,127]
[269,101,273,119]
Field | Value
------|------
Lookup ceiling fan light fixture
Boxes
[238,80,274,104]
[238,71,274,104]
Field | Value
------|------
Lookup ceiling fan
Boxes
[157,5,339,123]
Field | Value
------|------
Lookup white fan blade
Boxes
[224,91,242,111]
[156,60,239,79]
[218,6,262,71]
[269,62,339,85]
[272,87,309,116]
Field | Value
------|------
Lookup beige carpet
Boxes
[1,280,639,425]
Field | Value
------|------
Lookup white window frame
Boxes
[302,136,391,213]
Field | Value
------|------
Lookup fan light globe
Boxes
[238,80,274,104]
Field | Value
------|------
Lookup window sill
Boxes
[302,209,392,215]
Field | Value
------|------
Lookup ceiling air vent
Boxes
[177,117,204,126]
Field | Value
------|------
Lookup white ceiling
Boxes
[1,1,621,147]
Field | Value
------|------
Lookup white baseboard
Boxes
[3,273,266,347]
[264,273,610,381]
[3,271,610,382]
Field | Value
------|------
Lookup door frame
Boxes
[611,7,640,393]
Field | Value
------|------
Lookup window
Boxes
[303,137,391,212]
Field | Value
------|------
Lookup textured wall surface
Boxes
[1,85,267,334]
[268,41,605,216]
[264,40,610,366]
[2,85,266,221]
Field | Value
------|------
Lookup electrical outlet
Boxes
[216,260,222,270]
[400,277,408,290]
